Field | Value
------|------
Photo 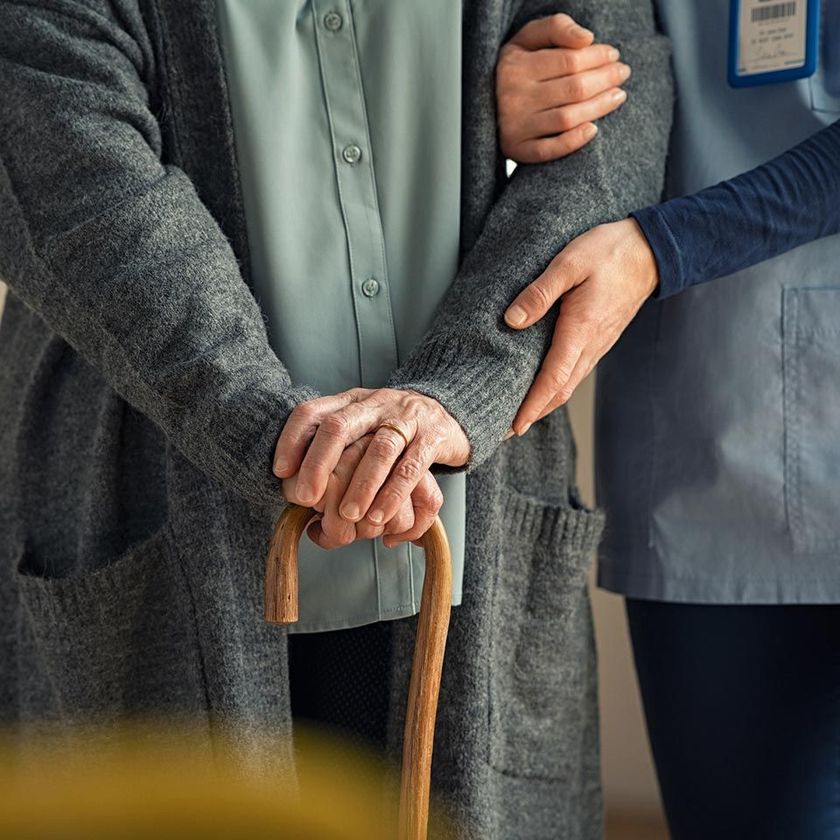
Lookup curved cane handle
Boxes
[264,504,452,840]
[264,505,314,625]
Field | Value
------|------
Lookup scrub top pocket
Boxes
[782,286,840,554]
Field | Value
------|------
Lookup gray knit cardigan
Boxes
[0,1,671,837]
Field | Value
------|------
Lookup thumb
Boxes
[504,247,586,329]
[507,14,594,52]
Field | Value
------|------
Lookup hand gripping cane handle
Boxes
[264,505,452,840]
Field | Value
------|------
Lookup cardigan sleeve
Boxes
[387,0,673,472]
[0,1,318,508]
[633,118,840,299]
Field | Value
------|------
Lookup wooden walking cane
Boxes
[264,505,452,840]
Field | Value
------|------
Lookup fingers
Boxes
[383,472,444,548]
[282,389,468,525]
[535,356,596,424]
[362,429,442,530]
[292,405,369,505]
[293,393,409,507]
[497,36,626,160]
[303,433,412,548]
[510,220,661,433]
[337,422,413,523]
[317,436,369,546]
[511,82,627,163]
[310,496,415,548]
[496,16,628,167]
[505,246,588,329]
[508,122,599,164]
[512,315,588,435]
[308,472,357,549]
[382,498,416,541]
[291,452,439,549]
[273,390,362,480]
[539,61,631,110]
[303,455,419,549]
[526,42,620,82]
[508,14,594,51]
[527,86,627,138]
[332,392,466,526]
[306,434,410,548]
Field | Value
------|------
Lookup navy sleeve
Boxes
[631,118,840,300]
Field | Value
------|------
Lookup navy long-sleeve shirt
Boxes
[632,118,840,300]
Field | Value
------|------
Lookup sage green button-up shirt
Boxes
[214,0,465,633]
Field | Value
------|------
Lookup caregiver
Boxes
[497,2,840,839]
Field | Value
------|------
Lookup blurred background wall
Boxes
[0,280,666,837]
[568,374,669,839]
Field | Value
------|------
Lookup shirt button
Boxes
[323,11,343,31]
[342,144,362,165]
[361,277,380,297]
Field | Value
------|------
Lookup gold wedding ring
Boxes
[376,421,412,449]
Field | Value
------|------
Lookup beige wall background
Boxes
[0,281,665,835]
[568,374,668,837]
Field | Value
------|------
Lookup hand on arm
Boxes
[500,21,839,431]
[494,11,661,430]
[497,14,630,163]
[504,218,658,433]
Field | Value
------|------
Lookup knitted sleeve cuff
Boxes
[388,333,539,475]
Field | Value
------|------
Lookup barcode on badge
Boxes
[751,2,797,23]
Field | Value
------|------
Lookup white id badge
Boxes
[728,0,819,86]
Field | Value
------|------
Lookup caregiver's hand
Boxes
[282,434,444,550]
[497,14,629,163]
[505,218,658,434]
[273,388,469,533]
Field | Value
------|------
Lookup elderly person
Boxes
[0,2,670,836]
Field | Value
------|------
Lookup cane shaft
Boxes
[264,505,452,840]
[397,519,451,840]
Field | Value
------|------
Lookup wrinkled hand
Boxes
[497,14,630,164]
[273,388,469,543]
[282,434,444,550]
[504,218,658,433]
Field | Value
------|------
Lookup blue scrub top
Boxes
[596,0,840,603]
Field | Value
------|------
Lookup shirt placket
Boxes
[312,0,399,387]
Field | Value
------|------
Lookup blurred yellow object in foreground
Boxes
[0,721,453,839]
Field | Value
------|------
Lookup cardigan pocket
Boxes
[782,287,840,554]
[16,524,208,721]
[487,486,604,781]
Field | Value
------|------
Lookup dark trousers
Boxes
[627,599,840,840]
[288,620,394,752]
